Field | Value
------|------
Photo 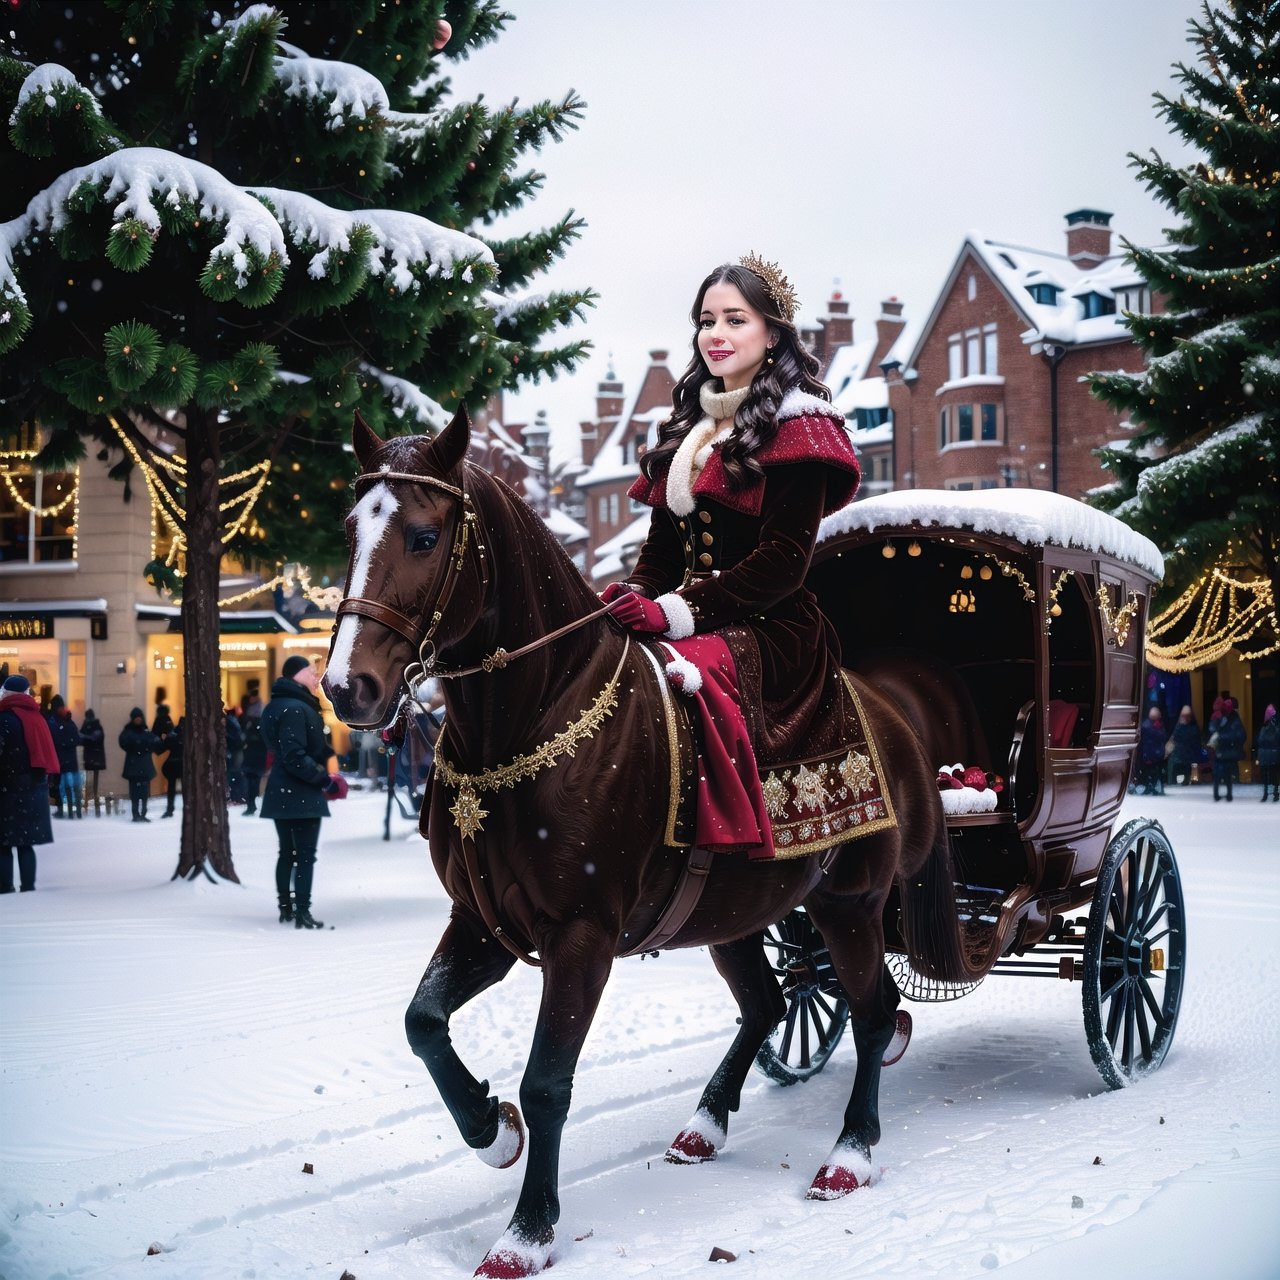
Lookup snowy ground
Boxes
[1,783,1277,1279]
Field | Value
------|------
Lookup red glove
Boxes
[609,590,668,633]
[598,581,635,604]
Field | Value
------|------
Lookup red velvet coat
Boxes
[625,390,862,775]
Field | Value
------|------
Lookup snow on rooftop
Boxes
[593,512,650,562]
[818,487,1164,579]
[543,506,589,543]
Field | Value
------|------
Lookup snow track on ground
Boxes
[1,789,1277,1278]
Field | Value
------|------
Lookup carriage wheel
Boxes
[753,908,849,1086]
[1083,818,1186,1089]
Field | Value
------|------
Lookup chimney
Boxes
[523,410,551,515]
[582,365,623,467]
[821,290,854,350]
[1065,209,1113,270]
[872,296,906,370]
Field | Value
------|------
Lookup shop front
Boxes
[0,602,104,715]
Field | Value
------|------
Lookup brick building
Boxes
[575,352,675,583]
[886,209,1159,495]
[803,290,910,499]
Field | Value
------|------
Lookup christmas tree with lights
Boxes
[0,1,593,880]
[1089,0,1278,660]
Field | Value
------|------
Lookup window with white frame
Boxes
[939,402,1002,449]
[983,325,998,375]
[597,495,609,525]
[948,336,963,382]
[1114,285,1151,315]
[609,492,619,524]
[0,466,78,565]
[947,324,999,380]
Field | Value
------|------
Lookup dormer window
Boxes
[1027,282,1061,306]
[1076,291,1116,319]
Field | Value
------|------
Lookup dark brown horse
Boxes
[323,408,967,1277]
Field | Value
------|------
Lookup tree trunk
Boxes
[172,407,239,883]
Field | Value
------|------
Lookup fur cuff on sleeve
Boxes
[656,592,696,640]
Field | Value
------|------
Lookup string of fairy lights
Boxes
[1146,565,1279,673]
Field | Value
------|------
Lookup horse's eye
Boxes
[409,526,440,553]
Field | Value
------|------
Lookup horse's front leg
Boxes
[475,917,614,1279]
[404,911,521,1161]
[666,931,786,1163]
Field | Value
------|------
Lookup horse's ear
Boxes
[431,405,471,475]
[352,409,381,470]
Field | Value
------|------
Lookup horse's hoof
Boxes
[664,1110,724,1164]
[806,1143,873,1200]
[473,1228,552,1278]
[477,1101,525,1170]
[665,1129,717,1164]
[881,1009,912,1067]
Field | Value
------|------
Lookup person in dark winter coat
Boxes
[1208,696,1247,802]
[1167,706,1202,786]
[260,657,339,929]
[1254,703,1279,802]
[239,701,268,816]
[79,709,107,813]
[225,708,245,804]
[159,714,184,818]
[1137,706,1167,795]
[46,694,84,818]
[0,674,59,892]
[118,708,162,822]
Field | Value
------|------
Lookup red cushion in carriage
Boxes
[1047,700,1080,749]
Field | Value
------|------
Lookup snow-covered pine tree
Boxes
[1089,0,1278,632]
[0,1,594,882]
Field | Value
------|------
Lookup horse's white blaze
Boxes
[327,482,399,688]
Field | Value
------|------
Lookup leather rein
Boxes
[335,466,619,692]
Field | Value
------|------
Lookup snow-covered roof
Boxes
[880,316,923,369]
[897,233,1152,374]
[592,512,650,561]
[837,376,889,413]
[848,420,893,449]
[818,488,1164,579]
[543,506,589,544]
[824,338,877,400]
[578,380,647,489]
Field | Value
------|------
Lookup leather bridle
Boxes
[335,468,487,692]
[335,464,621,695]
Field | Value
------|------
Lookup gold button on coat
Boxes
[701,532,713,545]
[699,552,713,566]
[698,510,712,523]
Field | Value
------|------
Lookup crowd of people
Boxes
[1135,692,1277,802]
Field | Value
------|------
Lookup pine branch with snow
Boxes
[1088,0,1279,607]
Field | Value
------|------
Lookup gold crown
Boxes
[738,251,799,322]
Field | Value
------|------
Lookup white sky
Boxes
[445,0,1204,460]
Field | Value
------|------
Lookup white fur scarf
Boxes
[666,383,751,517]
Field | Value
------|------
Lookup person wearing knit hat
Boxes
[1,673,59,892]
[1254,702,1279,802]
[118,707,163,822]
[1207,696,1247,802]
[259,657,338,928]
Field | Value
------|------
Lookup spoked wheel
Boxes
[754,908,849,1085]
[1083,818,1186,1089]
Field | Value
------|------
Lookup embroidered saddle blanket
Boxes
[651,633,896,861]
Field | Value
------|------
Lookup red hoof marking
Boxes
[882,1009,913,1067]
[665,1129,717,1164]
[806,1163,870,1200]
[473,1250,551,1278]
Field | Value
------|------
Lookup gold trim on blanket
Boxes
[635,640,693,848]
[767,672,898,860]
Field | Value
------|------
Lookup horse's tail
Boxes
[897,824,971,984]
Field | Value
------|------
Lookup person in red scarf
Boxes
[603,256,870,860]
[0,673,60,893]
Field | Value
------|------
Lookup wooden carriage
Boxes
[756,490,1185,1091]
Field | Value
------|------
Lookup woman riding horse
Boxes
[605,256,868,861]
[322,261,968,1277]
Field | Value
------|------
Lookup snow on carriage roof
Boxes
[818,488,1164,579]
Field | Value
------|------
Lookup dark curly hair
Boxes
[641,262,831,489]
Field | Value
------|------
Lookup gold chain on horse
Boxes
[433,638,631,838]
